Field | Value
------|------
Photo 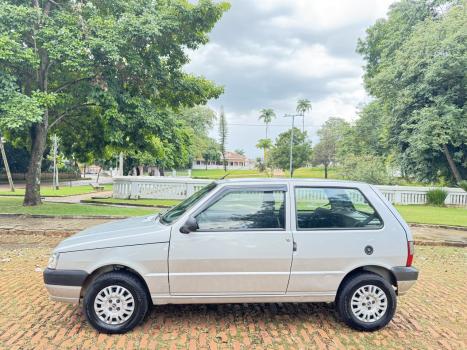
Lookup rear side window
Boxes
[295,187,382,229]
[196,190,286,231]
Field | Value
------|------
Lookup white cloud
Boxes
[257,0,394,31]
[185,0,397,157]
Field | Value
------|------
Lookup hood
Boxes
[54,214,171,253]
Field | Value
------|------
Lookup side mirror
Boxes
[180,216,199,234]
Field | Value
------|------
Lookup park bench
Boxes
[90,183,105,192]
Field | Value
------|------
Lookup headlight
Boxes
[47,253,60,269]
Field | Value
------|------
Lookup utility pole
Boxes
[283,114,301,177]
[0,134,15,192]
[52,134,60,190]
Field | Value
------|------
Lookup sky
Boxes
[185,0,396,158]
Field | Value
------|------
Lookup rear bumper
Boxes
[392,266,419,295]
[43,268,89,304]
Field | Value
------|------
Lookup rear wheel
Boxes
[336,273,396,331]
[83,271,149,334]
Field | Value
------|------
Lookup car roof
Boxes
[214,177,367,186]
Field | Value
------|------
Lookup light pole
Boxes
[283,114,301,177]
[0,134,15,192]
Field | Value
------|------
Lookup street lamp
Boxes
[283,114,302,178]
[0,135,15,192]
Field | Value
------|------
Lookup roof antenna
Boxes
[219,172,230,180]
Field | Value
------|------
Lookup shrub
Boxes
[338,155,394,185]
[426,188,448,206]
[459,180,467,192]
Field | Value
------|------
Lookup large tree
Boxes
[312,118,349,178]
[0,0,229,205]
[357,0,466,183]
[269,127,312,177]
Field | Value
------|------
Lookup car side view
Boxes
[44,179,418,333]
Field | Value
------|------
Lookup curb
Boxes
[80,199,172,208]
[414,240,466,248]
[0,213,127,220]
[409,223,467,231]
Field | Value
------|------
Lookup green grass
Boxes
[0,197,154,217]
[0,185,113,197]
[191,169,268,179]
[394,205,467,227]
[83,197,181,207]
[191,167,337,179]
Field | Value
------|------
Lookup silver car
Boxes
[44,179,418,333]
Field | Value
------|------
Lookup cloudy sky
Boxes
[186,0,396,158]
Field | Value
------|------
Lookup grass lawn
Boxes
[191,167,338,179]
[0,184,113,197]
[83,197,181,207]
[191,169,268,179]
[0,197,154,217]
[394,205,467,227]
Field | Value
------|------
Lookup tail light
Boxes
[406,241,414,267]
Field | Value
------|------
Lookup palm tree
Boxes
[258,108,276,139]
[296,99,312,132]
[256,138,272,161]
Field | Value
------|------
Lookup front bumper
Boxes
[392,266,419,295]
[43,268,89,304]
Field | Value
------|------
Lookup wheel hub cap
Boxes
[94,285,135,325]
[351,285,388,323]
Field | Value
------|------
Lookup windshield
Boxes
[160,182,217,225]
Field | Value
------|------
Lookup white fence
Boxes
[112,176,467,206]
[113,176,210,200]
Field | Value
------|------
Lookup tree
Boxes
[296,99,312,132]
[0,0,229,205]
[269,128,312,176]
[258,108,276,139]
[202,138,220,170]
[256,138,272,161]
[357,0,465,183]
[312,118,349,178]
[234,149,245,156]
[218,106,228,171]
[178,105,217,161]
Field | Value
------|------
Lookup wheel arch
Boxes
[80,264,152,303]
[336,265,397,301]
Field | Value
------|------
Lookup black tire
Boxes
[336,273,396,331]
[83,271,149,334]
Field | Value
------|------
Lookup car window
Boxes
[295,187,382,229]
[160,182,217,225]
[196,190,286,231]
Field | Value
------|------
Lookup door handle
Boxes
[293,241,297,252]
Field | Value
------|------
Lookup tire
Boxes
[83,271,149,334]
[336,273,396,331]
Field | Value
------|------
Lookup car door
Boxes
[169,185,293,295]
[287,185,404,295]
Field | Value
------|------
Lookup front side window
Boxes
[196,190,286,231]
[160,182,217,225]
[295,187,382,229]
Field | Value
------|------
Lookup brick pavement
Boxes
[0,233,465,349]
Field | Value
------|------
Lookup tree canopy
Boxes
[269,127,312,176]
[0,0,229,204]
[357,0,466,183]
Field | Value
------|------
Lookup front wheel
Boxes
[336,273,396,331]
[83,271,149,334]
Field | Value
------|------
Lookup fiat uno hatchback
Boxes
[44,179,418,333]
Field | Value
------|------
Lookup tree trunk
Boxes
[324,164,328,179]
[23,122,48,206]
[442,144,462,183]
